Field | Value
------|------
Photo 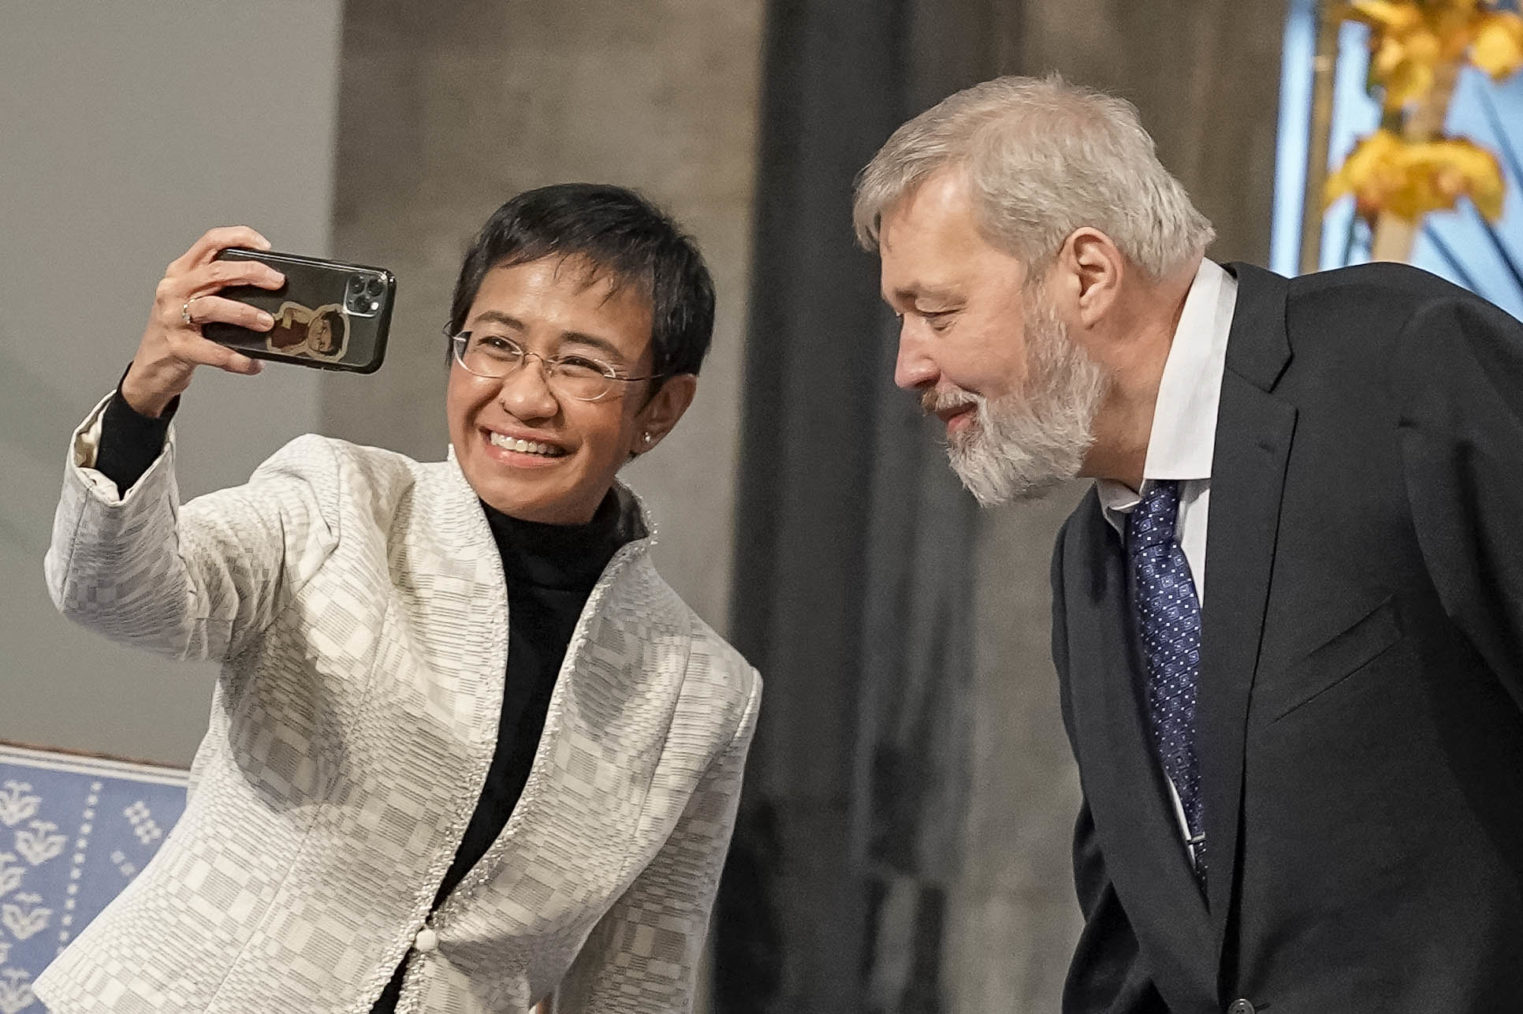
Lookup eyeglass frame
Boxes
[445,327,663,403]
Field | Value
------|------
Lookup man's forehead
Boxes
[882,168,974,233]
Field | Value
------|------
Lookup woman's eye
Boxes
[556,356,611,377]
[475,335,520,355]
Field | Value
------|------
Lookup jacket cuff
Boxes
[70,390,177,506]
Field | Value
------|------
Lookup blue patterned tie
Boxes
[1126,480,1207,888]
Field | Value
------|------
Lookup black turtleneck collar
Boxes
[481,488,630,592]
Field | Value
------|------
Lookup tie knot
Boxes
[1126,479,1181,550]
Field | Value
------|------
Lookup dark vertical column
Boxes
[715,0,906,1009]
[715,2,994,1011]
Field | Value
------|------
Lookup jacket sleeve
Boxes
[1052,525,1168,1014]
[553,667,762,1014]
[1396,292,1523,711]
[43,393,340,663]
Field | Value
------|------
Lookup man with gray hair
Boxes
[856,75,1523,1013]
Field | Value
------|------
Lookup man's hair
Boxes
[853,74,1215,279]
[449,183,716,378]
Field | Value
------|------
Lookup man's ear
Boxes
[632,373,698,455]
[1057,227,1125,328]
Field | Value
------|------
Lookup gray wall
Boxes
[0,1,343,765]
[321,0,766,631]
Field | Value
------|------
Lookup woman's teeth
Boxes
[489,432,565,457]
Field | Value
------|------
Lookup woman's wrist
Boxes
[120,358,190,419]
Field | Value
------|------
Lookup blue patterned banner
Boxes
[0,744,187,1013]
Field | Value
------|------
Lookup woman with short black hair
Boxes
[37,184,760,1014]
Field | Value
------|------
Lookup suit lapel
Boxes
[1066,499,1217,1004]
[1199,264,1297,951]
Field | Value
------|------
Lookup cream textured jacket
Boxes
[36,397,761,1014]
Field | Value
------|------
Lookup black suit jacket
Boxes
[1051,262,1523,1014]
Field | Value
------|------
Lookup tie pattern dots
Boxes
[1126,479,1207,887]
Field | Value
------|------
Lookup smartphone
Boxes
[202,248,395,374]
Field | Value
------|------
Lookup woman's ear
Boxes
[631,373,698,454]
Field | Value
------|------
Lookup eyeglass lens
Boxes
[454,333,620,401]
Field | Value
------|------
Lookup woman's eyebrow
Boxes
[471,310,525,330]
[557,331,627,361]
[470,311,630,361]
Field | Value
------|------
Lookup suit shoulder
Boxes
[1288,261,1479,314]
[248,436,440,538]
[256,434,422,483]
[636,562,760,721]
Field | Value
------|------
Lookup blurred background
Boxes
[2,1,1517,1011]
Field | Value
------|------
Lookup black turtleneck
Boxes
[438,492,627,902]
[92,389,628,1012]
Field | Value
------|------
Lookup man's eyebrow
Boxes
[889,284,960,304]
[469,310,628,361]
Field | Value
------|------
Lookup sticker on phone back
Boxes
[267,301,349,363]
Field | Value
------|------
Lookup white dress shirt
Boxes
[1094,258,1239,851]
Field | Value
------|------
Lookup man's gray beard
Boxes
[940,301,1110,506]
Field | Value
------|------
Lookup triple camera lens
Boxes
[344,273,385,317]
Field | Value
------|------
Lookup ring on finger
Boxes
[180,294,207,326]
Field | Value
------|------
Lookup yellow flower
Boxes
[1424,138,1507,221]
[1325,130,1507,222]
[1472,12,1523,79]
[1341,0,1523,108]
[1372,25,1443,108]
[1344,0,1424,34]
[1346,1,1446,109]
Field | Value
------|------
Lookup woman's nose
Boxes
[495,358,559,418]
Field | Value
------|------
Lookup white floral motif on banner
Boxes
[0,786,38,830]
[0,896,50,942]
[122,802,162,845]
[12,824,63,868]
[0,745,190,998]
[0,968,33,1014]
[0,857,22,901]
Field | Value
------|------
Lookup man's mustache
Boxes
[920,387,980,417]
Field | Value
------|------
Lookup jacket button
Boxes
[414,926,439,953]
[1227,1001,1256,1014]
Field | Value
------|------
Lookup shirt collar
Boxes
[1096,258,1238,524]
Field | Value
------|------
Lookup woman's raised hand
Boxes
[120,226,286,417]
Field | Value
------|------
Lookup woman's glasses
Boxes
[448,330,657,403]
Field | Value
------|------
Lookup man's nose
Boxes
[892,320,939,391]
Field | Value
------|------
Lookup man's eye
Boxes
[923,311,955,331]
